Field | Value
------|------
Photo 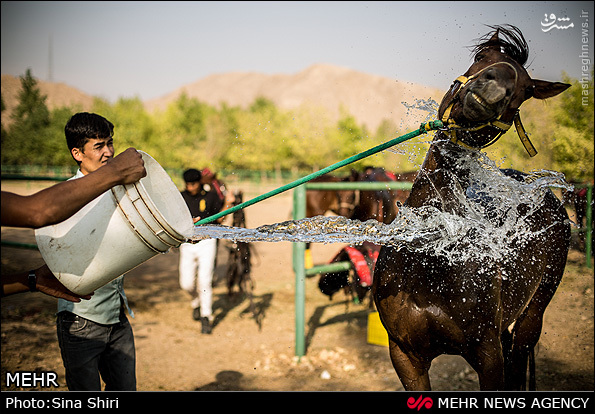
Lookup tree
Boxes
[92,96,157,160]
[43,106,79,166]
[373,118,429,173]
[150,93,215,168]
[1,95,8,155]
[551,72,594,183]
[1,69,52,165]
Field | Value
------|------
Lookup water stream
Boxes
[191,160,571,266]
[189,101,573,267]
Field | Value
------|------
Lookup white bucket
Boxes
[35,151,194,295]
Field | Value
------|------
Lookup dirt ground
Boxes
[1,181,593,392]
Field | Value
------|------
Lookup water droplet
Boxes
[191,145,572,272]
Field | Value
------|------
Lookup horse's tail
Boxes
[528,347,536,391]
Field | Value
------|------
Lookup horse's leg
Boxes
[505,250,566,390]
[243,270,256,319]
[505,286,557,390]
[529,348,536,390]
[226,251,239,296]
[501,327,514,384]
[465,333,505,390]
[504,310,541,390]
[388,340,431,390]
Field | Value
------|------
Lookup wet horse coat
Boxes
[372,26,571,390]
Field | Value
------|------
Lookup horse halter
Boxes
[441,61,538,157]
[336,192,357,215]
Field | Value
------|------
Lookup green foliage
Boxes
[1,69,52,165]
[1,95,8,154]
[92,96,157,159]
[551,72,594,183]
[2,70,592,186]
[12,69,50,128]
[151,92,219,168]
[43,107,77,165]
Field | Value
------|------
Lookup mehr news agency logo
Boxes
[404,394,591,410]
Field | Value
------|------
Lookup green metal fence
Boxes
[290,181,593,358]
[2,173,591,359]
[291,180,413,358]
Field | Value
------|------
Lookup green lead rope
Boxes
[194,120,443,225]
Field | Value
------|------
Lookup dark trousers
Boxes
[56,311,136,391]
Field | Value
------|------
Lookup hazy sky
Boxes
[2,1,593,102]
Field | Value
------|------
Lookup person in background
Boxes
[1,147,146,302]
[55,112,137,391]
[178,168,227,334]
[200,167,226,204]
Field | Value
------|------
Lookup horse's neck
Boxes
[408,132,473,212]
[420,133,468,175]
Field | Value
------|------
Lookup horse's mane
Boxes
[470,24,529,67]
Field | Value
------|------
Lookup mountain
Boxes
[2,64,444,131]
[1,74,95,127]
[145,64,445,131]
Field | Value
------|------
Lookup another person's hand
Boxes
[106,148,146,185]
[35,265,93,302]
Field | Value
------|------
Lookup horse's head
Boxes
[231,190,246,227]
[232,189,243,206]
[336,172,359,217]
[438,25,570,153]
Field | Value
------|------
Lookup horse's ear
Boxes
[532,79,571,99]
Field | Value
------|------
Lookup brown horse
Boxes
[353,167,417,224]
[373,25,571,391]
[304,172,358,267]
[226,190,255,310]
[306,172,358,218]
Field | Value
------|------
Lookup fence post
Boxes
[290,180,413,358]
[292,184,307,358]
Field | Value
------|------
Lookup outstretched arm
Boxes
[1,148,146,228]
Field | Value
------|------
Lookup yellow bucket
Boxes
[367,311,389,347]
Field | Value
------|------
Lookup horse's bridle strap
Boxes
[514,112,538,157]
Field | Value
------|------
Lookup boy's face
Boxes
[71,137,115,175]
[185,181,200,196]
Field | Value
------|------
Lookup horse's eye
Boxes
[474,53,484,62]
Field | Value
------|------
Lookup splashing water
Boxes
[191,145,572,267]
[191,99,572,267]
[401,98,440,123]
[389,99,440,161]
